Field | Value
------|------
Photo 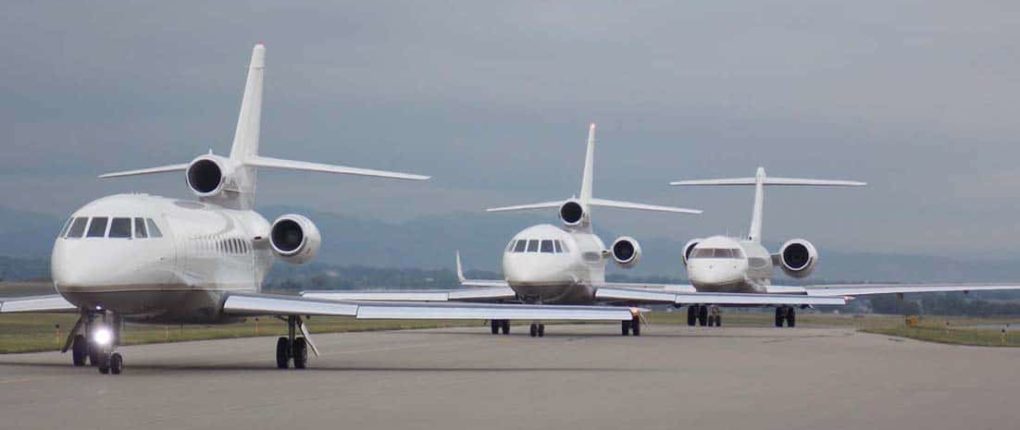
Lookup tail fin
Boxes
[669,167,865,242]
[229,44,265,162]
[579,123,596,205]
[487,123,700,217]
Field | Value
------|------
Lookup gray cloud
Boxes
[3,1,1020,258]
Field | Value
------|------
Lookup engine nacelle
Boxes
[610,236,642,269]
[681,238,702,267]
[559,199,586,227]
[186,155,232,198]
[270,214,322,265]
[778,239,817,278]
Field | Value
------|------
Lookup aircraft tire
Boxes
[109,353,123,375]
[788,310,796,328]
[529,323,538,337]
[775,308,784,327]
[275,337,290,369]
[72,335,87,367]
[621,320,630,336]
[293,338,308,369]
[537,324,545,337]
[698,306,708,326]
[490,320,499,335]
[631,318,641,336]
[500,320,510,335]
[687,306,697,326]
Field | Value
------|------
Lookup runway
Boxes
[0,324,1017,430]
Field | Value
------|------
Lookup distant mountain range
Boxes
[4,204,1020,283]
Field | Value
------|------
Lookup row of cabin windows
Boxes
[690,248,744,259]
[506,239,570,254]
[61,217,163,239]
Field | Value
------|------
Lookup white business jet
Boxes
[0,44,644,374]
[671,167,1020,327]
[305,125,852,336]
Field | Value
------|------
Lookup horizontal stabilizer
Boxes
[486,200,563,213]
[589,198,701,214]
[670,177,866,187]
[98,163,190,179]
[248,156,429,181]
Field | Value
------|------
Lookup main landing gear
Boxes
[277,316,316,369]
[529,323,546,337]
[775,306,796,327]
[621,315,642,336]
[489,319,510,335]
[63,311,124,375]
[687,305,718,327]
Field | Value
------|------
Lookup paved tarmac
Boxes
[0,324,1017,430]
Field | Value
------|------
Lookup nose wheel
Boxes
[621,316,642,336]
[687,305,711,326]
[490,320,511,335]
[775,306,796,327]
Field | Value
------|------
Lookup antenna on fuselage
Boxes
[669,167,866,243]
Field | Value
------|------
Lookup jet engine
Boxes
[778,239,817,278]
[610,236,642,269]
[681,238,702,267]
[559,199,586,227]
[186,155,230,197]
[270,214,321,265]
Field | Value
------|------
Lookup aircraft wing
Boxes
[222,293,635,321]
[801,283,1020,297]
[301,286,517,303]
[594,286,846,306]
[0,294,78,313]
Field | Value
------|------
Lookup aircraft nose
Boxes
[503,255,567,284]
[688,260,742,286]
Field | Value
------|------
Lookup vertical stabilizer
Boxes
[579,123,596,205]
[748,167,766,243]
[229,44,265,161]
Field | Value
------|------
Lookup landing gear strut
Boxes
[89,312,123,375]
[775,306,796,328]
[276,316,312,369]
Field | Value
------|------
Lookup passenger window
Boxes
[513,240,527,253]
[145,218,163,238]
[540,240,554,253]
[109,218,132,238]
[134,218,148,239]
[86,217,108,238]
[526,240,539,253]
[553,240,562,253]
[66,217,88,238]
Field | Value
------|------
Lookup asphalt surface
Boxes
[0,324,1017,430]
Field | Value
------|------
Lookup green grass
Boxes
[1,311,1017,354]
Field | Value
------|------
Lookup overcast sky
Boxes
[3,1,1020,258]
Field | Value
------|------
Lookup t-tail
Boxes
[99,44,429,210]
[486,123,701,230]
[669,167,865,243]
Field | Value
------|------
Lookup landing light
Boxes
[92,326,113,346]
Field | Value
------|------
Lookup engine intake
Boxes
[681,238,702,267]
[559,200,586,226]
[778,239,817,278]
[610,236,642,269]
[186,156,226,197]
[270,214,321,265]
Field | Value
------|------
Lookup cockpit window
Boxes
[134,218,148,239]
[109,218,132,238]
[691,248,743,259]
[86,217,108,238]
[506,240,516,252]
[553,240,562,253]
[513,240,527,253]
[526,240,539,253]
[145,218,163,238]
[66,217,88,239]
[540,240,554,253]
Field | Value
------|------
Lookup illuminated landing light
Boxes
[93,326,113,346]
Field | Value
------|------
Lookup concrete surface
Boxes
[0,324,1017,430]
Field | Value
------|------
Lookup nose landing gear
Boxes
[529,323,545,337]
[686,305,713,327]
[490,319,510,335]
[775,306,796,327]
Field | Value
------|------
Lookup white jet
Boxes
[305,125,854,336]
[0,44,645,374]
[670,167,1020,327]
